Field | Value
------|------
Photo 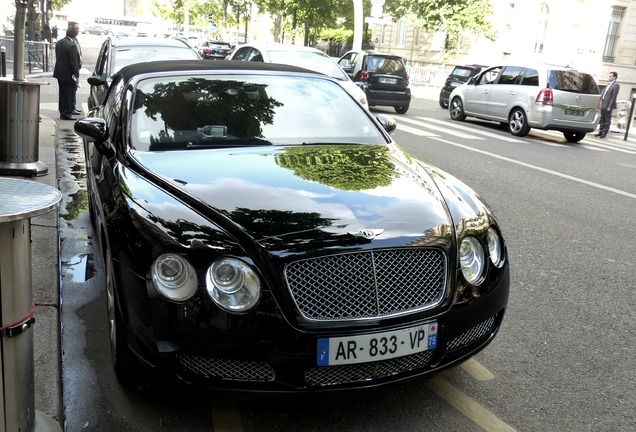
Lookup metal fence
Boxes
[0,37,53,75]
[406,64,447,87]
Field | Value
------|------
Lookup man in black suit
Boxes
[53,22,81,120]
[597,71,620,139]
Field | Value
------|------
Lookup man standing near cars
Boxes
[53,22,81,120]
[597,71,620,139]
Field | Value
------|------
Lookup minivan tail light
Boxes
[360,71,368,82]
[597,96,602,109]
[406,73,410,86]
[535,89,553,105]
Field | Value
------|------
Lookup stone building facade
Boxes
[369,0,636,102]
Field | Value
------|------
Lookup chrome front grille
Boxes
[305,350,434,387]
[177,355,275,382]
[285,248,447,321]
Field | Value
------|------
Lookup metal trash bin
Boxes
[0,78,48,176]
[0,178,61,432]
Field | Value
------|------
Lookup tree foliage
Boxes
[383,0,496,52]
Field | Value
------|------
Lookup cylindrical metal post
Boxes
[0,46,5,77]
[13,0,28,82]
[0,178,61,432]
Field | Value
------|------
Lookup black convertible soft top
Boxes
[117,59,319,82]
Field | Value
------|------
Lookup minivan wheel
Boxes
[439,99,448,109]
[450,97,466,121]
[395,105,409,114]
[508,108,530,137]
[564,131,586,143]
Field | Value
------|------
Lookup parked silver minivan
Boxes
[448,64,601,142]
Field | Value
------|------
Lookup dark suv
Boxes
[439,64,488,108]
[338,50,411,114]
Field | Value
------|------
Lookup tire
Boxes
[564,131,586,143]
[104,245,140,385]
[449,97,466,121]
[508,108,530,137]
[439,99,448,109]
[395,105,409,114]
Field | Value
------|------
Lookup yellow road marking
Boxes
[211,400,244,432]
[426,376,517,432]
[461,358,495,381]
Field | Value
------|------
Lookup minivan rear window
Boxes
[548,70,600,94]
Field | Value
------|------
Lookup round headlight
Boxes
[151,254,197,301]
[460,236,486,285]
[206,258,260,313]
[487,227,505,268]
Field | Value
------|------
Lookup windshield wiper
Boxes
[185,137,274,149]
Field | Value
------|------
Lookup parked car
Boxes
[338,50,411,114]
[449,64,601,142]
[74,60,510,394]
[198,40,233,60]
[86,36,200,109]
[228,43,369,109]
[439,64,488,108]
[82,25,109,36]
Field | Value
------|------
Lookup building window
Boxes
[534,3,549,54]
[603,7,624,63]
[396,18,407,48]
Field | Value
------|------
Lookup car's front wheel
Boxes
[450,97,466,121]
[105,245,140,385]
[395,105,409,114]
[508,108,530,137]
[563,131,586,143]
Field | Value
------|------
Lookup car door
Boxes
[89,40,110,109]
[486,66,524,120]
[338,52,360,79]
[462,66,502,115]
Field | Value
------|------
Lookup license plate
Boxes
[316,322,438,366]
[379,77,397,85]
[564,109,585,116]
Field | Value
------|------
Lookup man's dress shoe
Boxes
[60,115,77,120]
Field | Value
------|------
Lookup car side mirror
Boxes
[376,114,397,133]
[87,76,107,87]
[74,117,114,157]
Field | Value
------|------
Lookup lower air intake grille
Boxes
[177,355,275,382]
[447,316,496,351]
[305,350,434,387]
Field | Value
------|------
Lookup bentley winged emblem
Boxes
[347,228,385,240]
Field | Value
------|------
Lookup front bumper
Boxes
[135,265,509,396]
[366,88,412,108]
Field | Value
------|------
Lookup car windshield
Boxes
[130,74,385,151]
[450,67,475,78]
[114,46,199,71]
[267,50,348,80]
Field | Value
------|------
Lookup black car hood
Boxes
[130,144,454,245]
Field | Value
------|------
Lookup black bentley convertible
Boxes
[75,60,509,395]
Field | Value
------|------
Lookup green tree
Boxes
[383,0,496,54]
[51,0,74,11]
[254,0,352,45]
